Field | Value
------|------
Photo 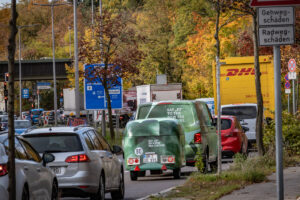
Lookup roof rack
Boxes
[73,125,90,131]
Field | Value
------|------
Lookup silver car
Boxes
[0,133,58,200]
[23,126,124,200]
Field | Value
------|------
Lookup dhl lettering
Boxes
[226,68,255,76]
[238,68,252,76]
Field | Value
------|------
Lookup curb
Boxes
[136,186,176,200]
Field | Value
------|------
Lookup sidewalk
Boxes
[220,166,300,200]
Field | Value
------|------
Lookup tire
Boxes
[130,171,138,181]
[202,152,209,173]
[173,168,181,179]
[138,171,146,177]
[51,181,59,200]
[91,175,105,200]
[111,171,125,199]
[22,185,29,200]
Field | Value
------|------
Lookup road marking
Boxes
[136,186,176,200]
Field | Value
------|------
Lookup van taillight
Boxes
[65,154,90,163]
[194,133,202,144]
[0,164,8,176]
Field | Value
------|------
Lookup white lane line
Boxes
[136,186,176,200]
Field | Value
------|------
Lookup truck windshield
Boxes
[222,106,256,120]
[137,104,198,132]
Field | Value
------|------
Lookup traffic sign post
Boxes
[253,3,296,200]
[22,88,29,99]
[84,64,123,110]
[288,59,297,115]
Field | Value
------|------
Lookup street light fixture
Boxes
[33,0,69,125]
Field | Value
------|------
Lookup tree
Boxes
[7,0,18,199]
[228,0,265,156]
[79,10,142,140]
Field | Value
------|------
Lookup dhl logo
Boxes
[226,68,255,76]
[222,68,268,76]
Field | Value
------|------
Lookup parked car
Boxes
[221,104,256,146]
[14,120,32,135]
[23,126,124,199]
[136,100,218,172]
[29,108,44,125]
[0,115,8,131]
[123,118,186,180]
[215,115,249,158]
[0,132,58,200]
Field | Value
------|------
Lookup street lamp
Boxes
[17,24,39,119]
[33,0,69,125]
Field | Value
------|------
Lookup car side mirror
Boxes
[42,153,55,166]
[112,145,123,155]
[242,126,249,132]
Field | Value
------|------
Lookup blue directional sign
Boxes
[84,64,123,110]
[22,88,29,99]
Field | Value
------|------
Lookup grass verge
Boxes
[151,154,300,200]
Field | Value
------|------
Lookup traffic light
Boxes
[3,82,8,99]
[4,73,9,82]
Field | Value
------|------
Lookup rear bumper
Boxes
[57,171,98,195]
[127,163,179,171]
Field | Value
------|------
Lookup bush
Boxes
[264,111,300,156]
[195,150,205,172]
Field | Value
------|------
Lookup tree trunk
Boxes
[103,77,115,141]
[252,11,265,156]
[7,0,18,199]
[214,0,222,175]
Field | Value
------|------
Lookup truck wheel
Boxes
[130,171,138,181]
[173,168,181,179]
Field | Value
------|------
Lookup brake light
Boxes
[161,155,175,164]
[0,164,8,176]
[127,157,140,165]
[65,154,90,163]
[194,133,202,144]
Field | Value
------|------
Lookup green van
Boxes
[123,118,186,180]
[136,100,218,171]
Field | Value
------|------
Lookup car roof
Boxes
[14,120,31,122]
[221,103,257,108]
[23,126,94,135]
[139,100,196,106]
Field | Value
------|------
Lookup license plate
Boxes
[143,154,158,163]
[51,167,61,174]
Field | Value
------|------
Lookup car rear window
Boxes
[24,134,83,153]
[221,119,232,130]
[14,121,31,129]
[137,104,198,132]
[221,106,256,120]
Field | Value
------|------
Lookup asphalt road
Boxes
[63,162,232,200]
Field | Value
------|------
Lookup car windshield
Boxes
[0,116,8,122]
[14,121,31,129]
[31,111,42,115]
[221,119,232,130]
[137,104,198,132]
[24,134,83,153]
[222,106,256,120]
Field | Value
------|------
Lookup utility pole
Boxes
[74,0,80,118]
[33,0,69,126]
[17,24,39,118]
[99,0,106,137]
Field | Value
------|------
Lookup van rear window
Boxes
[222,106,256,120]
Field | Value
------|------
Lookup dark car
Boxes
[0,115,8,131]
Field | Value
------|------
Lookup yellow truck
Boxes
[213,56,275,119]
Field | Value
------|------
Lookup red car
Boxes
[215,115,249,158]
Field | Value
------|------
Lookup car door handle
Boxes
[24,166,28,171]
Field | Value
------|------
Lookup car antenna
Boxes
[49,127,52,131]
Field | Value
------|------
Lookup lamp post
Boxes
[17,24,39,119]
[33,0,69,125]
